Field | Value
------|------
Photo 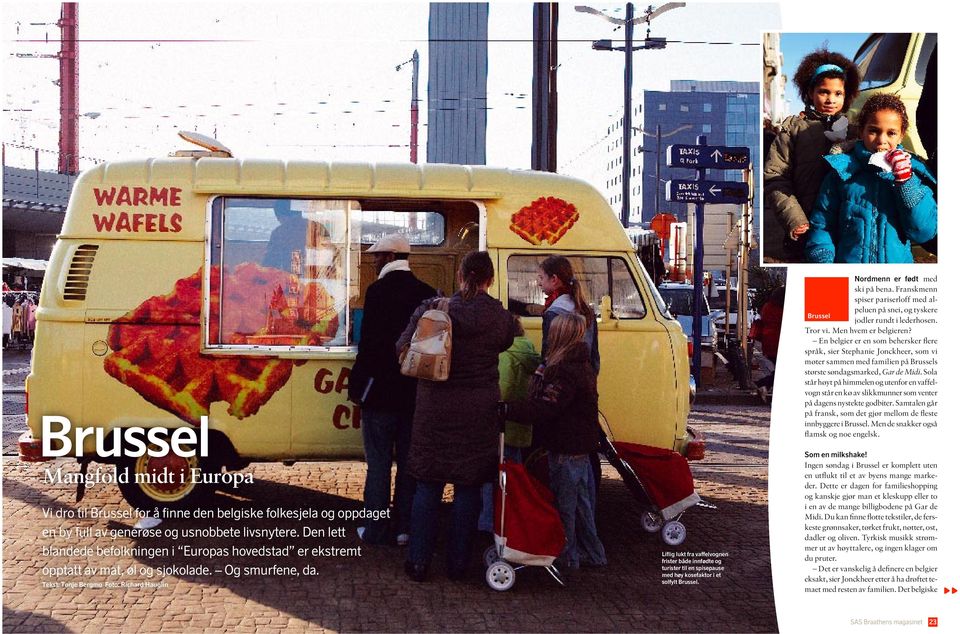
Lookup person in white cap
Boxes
[349,233,436,546]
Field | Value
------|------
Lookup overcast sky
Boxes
[2,2,779,191]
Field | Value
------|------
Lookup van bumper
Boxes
[18,430,52,462]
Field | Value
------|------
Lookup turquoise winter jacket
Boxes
[805,141,937,264]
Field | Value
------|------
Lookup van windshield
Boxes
[856,33,911,90]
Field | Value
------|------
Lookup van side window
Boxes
[208,198,464,352]
[915,34,936,86]
[209,198,360,349]
[855,33,911,90]
[360,210,445,246]
[506,255,646,319]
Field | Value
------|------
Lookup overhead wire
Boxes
[13,37,761,45]
[7,11,763,167]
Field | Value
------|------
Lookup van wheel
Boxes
[117,449,216,512]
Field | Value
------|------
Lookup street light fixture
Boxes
[575,3,685,228]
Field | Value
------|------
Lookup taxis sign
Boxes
[665,180,750,205]
[666,145,750,170]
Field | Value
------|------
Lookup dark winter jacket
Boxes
[764,110,855,236]
[348,268,435,413]
[398,291,515,485]
[506,342,600,456]
[805,141,937,264]
[541,294,600,374]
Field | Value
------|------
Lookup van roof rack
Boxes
[171,130,233,158]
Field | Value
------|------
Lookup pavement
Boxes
[695,345,773,407]
[3,349,31,457]
[2,346,776,633]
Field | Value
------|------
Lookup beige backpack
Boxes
[400,298,452,381]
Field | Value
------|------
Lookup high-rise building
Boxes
[601,104,644,225]
[627,81,760,224]
[427,3,489,165]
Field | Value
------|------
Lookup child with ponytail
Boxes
[537,255,599,374]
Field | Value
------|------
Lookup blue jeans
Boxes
[478,446,523,533]
[408,480,481,574]
[548,452,607,569]
[360,408,414,544]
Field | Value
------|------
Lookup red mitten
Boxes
[886,149,912,183]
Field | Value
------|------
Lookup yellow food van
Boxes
[848,32,936,158]
[21,135,700,512]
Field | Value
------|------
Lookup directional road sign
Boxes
[666,144,750,170]
[665,180,750,204]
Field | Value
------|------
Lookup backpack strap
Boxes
[435,297,451,313]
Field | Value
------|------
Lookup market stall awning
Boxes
[2,257,48,271]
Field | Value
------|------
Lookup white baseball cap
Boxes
[366,234,411,254]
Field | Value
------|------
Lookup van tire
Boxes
[116,450,218,512]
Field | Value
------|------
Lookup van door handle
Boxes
[598,295,616,323]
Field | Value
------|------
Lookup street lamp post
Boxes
[397,51,420,231]
[634,123,692,216]
[621,3,634,229]
[396,50,420,164]
[576,2,685,228]
[58,2,79,175]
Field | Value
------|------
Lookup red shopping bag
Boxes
[493,462,565,563]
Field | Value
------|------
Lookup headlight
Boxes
[689,375,697,405]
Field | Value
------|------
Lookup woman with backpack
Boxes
[397,251,514,582]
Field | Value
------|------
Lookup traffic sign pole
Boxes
[740,164,753,365]
[664,140,752,387]
[692,135,706,386]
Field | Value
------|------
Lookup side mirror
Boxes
[599,295,615,322]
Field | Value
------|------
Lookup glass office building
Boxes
[634,80,760,224]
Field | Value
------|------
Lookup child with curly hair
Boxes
[805,94,937,263]
[765,48,860,261]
